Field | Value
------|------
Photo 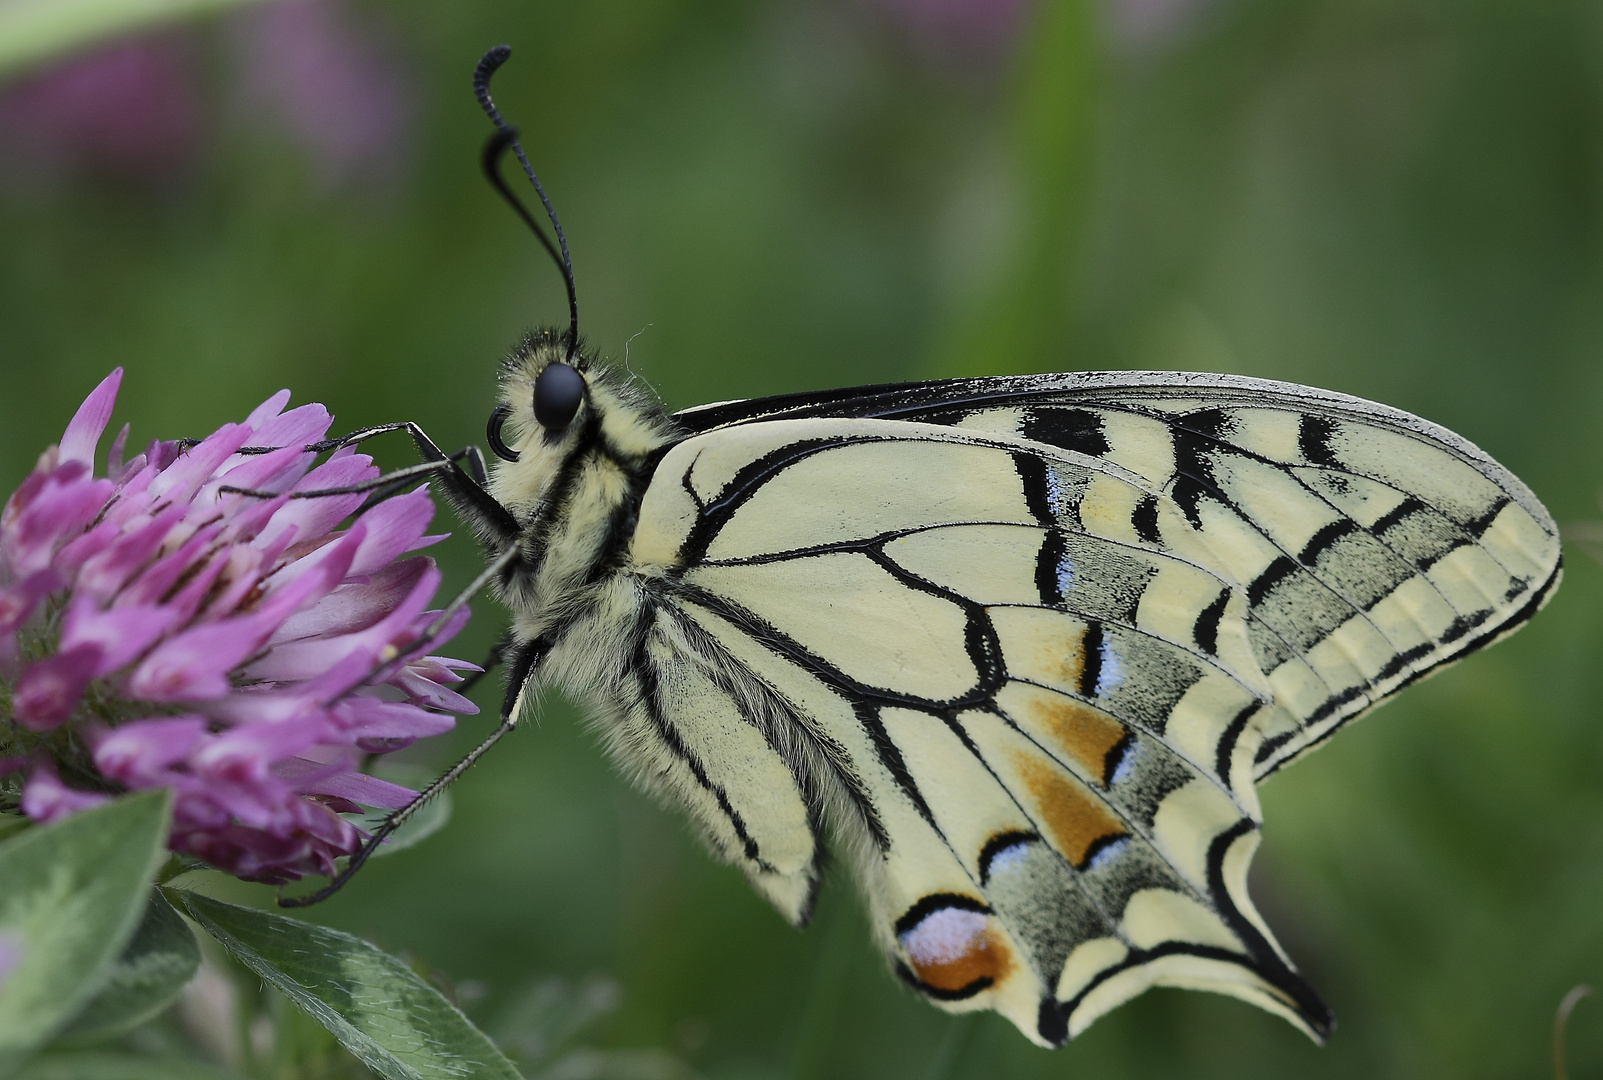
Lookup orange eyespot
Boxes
[897,900,1012,997]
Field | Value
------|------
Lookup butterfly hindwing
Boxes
[622,416,1345,1044]
[634,602,825,922]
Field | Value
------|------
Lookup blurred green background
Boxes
[3,0,1603,1076]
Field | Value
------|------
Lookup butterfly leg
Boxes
[227,419,535,905]
[354,446,492,511]
[358,423,517,544]
[227,419,521,545]
[277,716,518,907]
[221,454,465,498]
[307,421,493,491]
[348,446,488,513]
[278,552,540,908]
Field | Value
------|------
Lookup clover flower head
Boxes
[0,370,477,882]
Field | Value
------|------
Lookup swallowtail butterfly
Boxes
[279,46,1562,1048]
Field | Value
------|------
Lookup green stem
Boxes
[933,0,1100,377]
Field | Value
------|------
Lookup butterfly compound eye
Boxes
[533,363,585,431]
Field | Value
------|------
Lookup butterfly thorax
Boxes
[485,331,680,643]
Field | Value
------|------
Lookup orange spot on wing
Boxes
[1007,682,1128,784]
[901,908,1014,995]
[1014,752,1126,868]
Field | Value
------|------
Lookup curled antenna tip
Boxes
[478,44,511,73]
[473,45,513,105]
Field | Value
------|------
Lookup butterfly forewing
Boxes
[677,373,1560,776]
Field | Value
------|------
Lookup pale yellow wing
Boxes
[606,375,1557,1046]
[672,372,1562,778]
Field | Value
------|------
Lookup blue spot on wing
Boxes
[1045,467,1069,517]
[1086,836,1129,872]
[1094,636,1123,697]
[987,841,1030,878]
[1109,741,1139,785]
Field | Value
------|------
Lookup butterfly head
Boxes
[488,328,591,460]
[485,327,677,515]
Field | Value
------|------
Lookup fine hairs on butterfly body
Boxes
[266,45,1562,1049]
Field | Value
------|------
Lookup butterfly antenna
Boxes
[474,45,579,360]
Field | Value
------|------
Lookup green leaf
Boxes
[0,791,173,1074]
[14,1051,243,1080]
[0,0,267,82]
[53,890,199,1046]
[166,889,524,1080]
